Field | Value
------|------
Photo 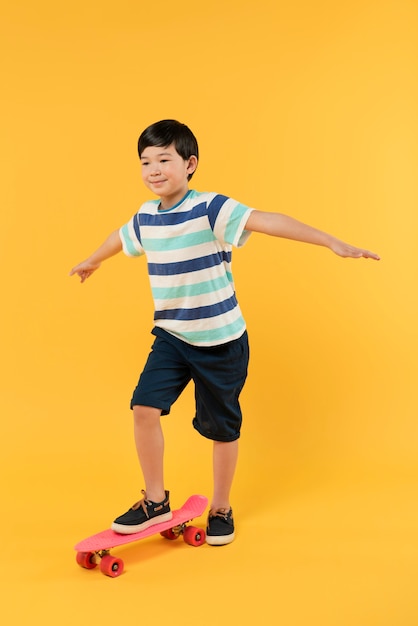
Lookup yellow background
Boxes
[1,0,417,623]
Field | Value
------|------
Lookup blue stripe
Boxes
[140,202,208,226]
[207,195,228,230]
[155,294,238,321]
[133,214,142,246]
[148,251,231,276]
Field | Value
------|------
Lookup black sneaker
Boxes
[206,507,235,545]
[111,490,172,534]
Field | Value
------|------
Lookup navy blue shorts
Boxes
[130,328,249,442]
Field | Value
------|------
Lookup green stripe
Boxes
[225,204,247,244]
[120,224,140,256]
[152,276,230,300]
[143,229,216,252]
[180,317,245,344]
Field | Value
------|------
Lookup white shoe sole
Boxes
[206,531,235,546]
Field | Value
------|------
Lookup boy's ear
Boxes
[187,155,198,175]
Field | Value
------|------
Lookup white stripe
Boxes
[156,305,244,333]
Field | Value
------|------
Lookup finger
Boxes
[362,250,380,260]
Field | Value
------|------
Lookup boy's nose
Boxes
[150,164,161,175]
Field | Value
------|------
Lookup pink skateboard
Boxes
[75,494,208,577]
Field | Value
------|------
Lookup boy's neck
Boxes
[158,189,192,211]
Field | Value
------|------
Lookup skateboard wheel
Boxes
[100,555,124,578]
[183,526,206,547]
[76,551,97,570]
[160,528,178,540]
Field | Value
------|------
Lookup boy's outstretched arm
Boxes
[69,229,123,282]
[245,211,380,260]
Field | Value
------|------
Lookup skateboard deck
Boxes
[75,494,208,577]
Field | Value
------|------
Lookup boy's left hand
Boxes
[330,239,380,260]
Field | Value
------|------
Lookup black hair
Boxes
[138,119,199,180]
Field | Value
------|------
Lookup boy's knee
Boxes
[133,405,162,423]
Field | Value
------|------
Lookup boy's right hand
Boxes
[69,260,101,283]
[69,230,123,282]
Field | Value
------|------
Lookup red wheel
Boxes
[160,528,178,540]
[183,526,206,547]
[100,555,124,578]
[76,551,97,569]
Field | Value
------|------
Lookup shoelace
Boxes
[130,489,151,518]
[209,507,231,520]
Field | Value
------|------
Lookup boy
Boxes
[70,119,379,546]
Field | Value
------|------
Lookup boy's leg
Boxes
[111,404,172,534]
[211,439,238,510]
[190,332,248,545]
[133,404,166,503]
[205,439,238,546]
[112,332,192,534]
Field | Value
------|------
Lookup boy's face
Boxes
[140,143,197,209]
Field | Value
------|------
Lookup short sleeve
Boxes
[119,213,145,257]
[207,194,254,248]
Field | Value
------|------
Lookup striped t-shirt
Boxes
[119,190,254,347]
